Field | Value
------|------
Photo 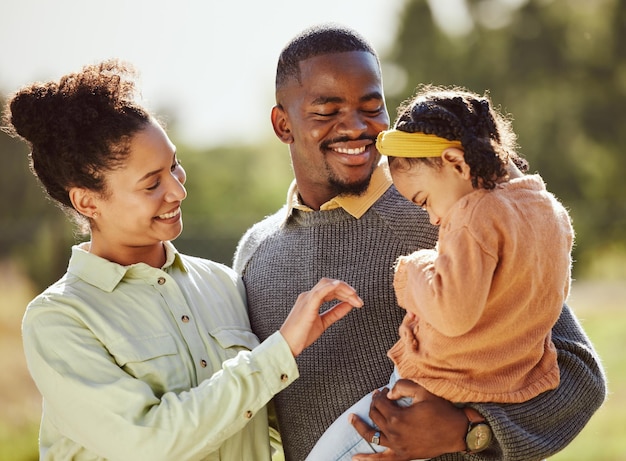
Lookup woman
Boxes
[4,59,363,460]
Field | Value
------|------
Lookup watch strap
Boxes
[463,406,485,424]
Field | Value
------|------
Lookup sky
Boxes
[0,0,406,148]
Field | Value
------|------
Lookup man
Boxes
[233,23,606,461]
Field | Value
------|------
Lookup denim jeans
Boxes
[305,369,427,461]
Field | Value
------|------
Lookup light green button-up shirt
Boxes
[22,241,298,461]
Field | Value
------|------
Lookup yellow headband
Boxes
[376,129,463,158]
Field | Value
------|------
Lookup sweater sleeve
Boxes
[233,207,286,275]
[394,226,497,337]
[433,304,607,461]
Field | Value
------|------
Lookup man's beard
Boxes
[321,135,377,197]
[326,163,375,197]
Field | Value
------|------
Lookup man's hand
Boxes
[349,380,467,460]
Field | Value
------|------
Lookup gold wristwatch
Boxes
[463,407,493,453]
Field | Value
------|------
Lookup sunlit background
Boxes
[1,0,625,460]
[0,0,405,148]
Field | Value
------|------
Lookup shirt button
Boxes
[157,277,166,285]
[280,374,289,382]
[181,315,190,323]
[244,410,253,419]
[200,359,207,368]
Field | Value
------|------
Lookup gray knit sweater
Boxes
[233,185,606,461]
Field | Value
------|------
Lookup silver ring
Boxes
[371,431,381,445]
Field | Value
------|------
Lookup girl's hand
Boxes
[280,278,363,357]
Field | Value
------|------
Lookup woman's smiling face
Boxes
[85,119,187,266]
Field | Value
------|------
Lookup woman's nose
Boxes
[167,167,187,201]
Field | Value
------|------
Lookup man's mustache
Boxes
[320,135,377,150]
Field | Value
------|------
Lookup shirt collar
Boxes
[68,241,187,292]
[285,160,392,220]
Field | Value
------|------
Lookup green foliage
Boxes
[386,0,626,277]
[0,125,76,289]
[172,137,293,266]
[551,281,626,460]
[0,422,38,461]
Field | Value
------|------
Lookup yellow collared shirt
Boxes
[287,161,393,219]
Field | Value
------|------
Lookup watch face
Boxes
[467,423,493,452]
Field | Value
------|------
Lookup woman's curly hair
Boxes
[2,59,151,230]
[389,84,528,189]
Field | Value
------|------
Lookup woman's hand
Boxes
[280,278,363,357]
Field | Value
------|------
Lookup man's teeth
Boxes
[158,209,179,219]
[335,146,366,155]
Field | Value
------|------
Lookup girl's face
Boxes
[390,149,474,226]
[86,120,187,267]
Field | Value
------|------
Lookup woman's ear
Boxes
[69,187,98,219]
[442,147,471,179]
[271,104,294,144]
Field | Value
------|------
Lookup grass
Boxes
[0,261,624,461]
[0,261,40,461]
[550,280,626,461]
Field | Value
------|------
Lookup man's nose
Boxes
[336,111,367,136]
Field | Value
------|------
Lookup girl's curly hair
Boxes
[389,84,528,189]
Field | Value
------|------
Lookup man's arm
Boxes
[351,304,607,460]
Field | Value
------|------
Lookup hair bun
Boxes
[7,82,60,145]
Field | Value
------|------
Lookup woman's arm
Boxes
[23,278,361,461]
[23,307,297,461]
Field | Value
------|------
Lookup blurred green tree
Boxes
[172,137,292,266]
[384,0,626,278]
[0,117,75,289]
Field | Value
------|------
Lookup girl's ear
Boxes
[442,147,471,179]
[271,104,294,144]
[69,187,99,219]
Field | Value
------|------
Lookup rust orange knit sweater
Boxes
[388,175,574,403]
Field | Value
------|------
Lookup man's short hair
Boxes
[275,23,379,90]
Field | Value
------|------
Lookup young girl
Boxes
[307,85,574,460]
[3,59,363,460]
